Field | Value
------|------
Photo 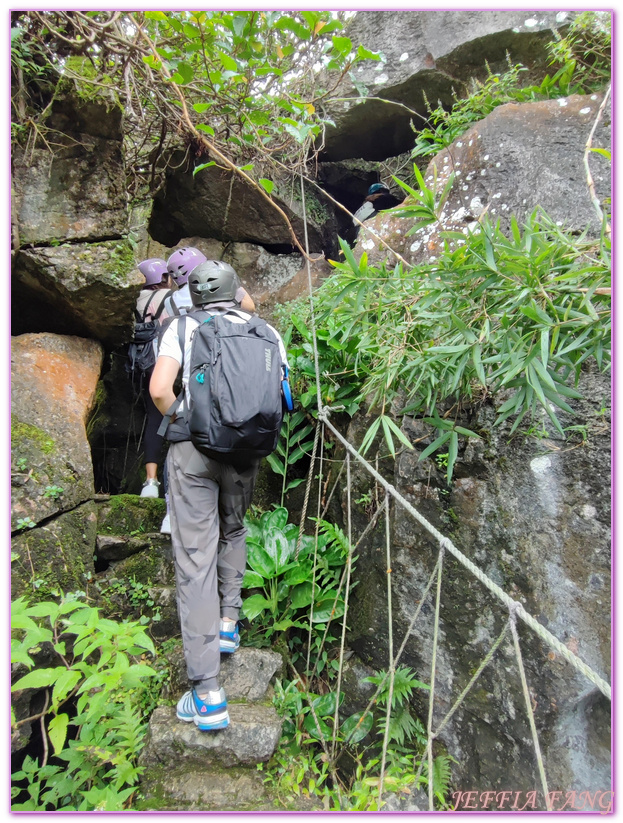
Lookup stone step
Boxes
[138,763,276,811]
[164,644,284,703]
[140,703,283,770]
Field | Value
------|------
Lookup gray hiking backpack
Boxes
[159,309,289,464]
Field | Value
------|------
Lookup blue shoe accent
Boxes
[176,688,229,730]
[220,620,240,653]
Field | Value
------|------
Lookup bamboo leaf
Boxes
[418,431,451,462]
[446,431,458,483]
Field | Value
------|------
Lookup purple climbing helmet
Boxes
[166,247,207,286]
[138,258,169,286]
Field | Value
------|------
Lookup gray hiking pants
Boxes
[167,440,259,684]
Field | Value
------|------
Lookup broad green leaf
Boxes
[219,52,238,72]
[265,507,289,532]
[47,713,69,755]
[342,710,374,743]
[303,712,332,740]
[313,690,342,716]
[290,581,313,609]
[331,36,352,54]
[174,61,193,85]
[259,178,274,194]
[12,667,65,691]
[311,595,344,623]
[196,124,215,136]
[246,541,276,578]
[193,160,215,176]
[50,669,81,709]
[265,453,285,475]
[264,530,292,568]
[242,569,264,588]
[193,102,211,113]
[241,593,271,620]
[284,477,307,493]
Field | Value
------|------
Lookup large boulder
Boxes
[11,501,98,599]
[11,333,103,531]
[12,94,128,246]
[345,364,611,800]
[148,152,339,257]
[322,10,574,160]
[12,240,141,345]
[356,92,611,266]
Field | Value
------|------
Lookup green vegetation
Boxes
[11,594,157,811]
[282,172,610,481]
[264,665,454,810]
[241,506,348,675]
[11,10,378,205]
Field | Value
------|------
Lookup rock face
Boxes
[12,240,141,345]
[11,87,139,346]
[12,96,128,246]
[11,333,104,530]
[344,365,611,802]
[322,10,573,160]
[356,93,611,266]
[148,152,339,257]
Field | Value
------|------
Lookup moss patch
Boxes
[98,494,166,535]
[11,419,56,455]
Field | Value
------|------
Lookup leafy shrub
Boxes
[11,594,157,811]
[241,507,351,674]
[265,666,453,811]
[283,191,610,480]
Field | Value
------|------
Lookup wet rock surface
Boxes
[165,645,284,703]
[344,365,611,798]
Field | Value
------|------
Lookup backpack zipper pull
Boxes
[212,340,221,366]
[196,365,207,384]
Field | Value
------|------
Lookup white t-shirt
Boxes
[158,308,289,411]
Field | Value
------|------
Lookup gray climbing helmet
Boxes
[188,260,241,307]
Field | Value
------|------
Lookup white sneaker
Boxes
[140,479,160,498]
[160,513,171,534]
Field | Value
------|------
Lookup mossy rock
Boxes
[11,415,93,531]
[97,494,166,536]
[106,544,174,587]
[11,501,98,601]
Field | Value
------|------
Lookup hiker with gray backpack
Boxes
[150,260,292,731]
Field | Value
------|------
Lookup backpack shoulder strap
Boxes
[156,314,189,439]
[138,291,157,322]
[152,290,172,321]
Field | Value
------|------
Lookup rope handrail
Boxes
[318,407,611,701]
